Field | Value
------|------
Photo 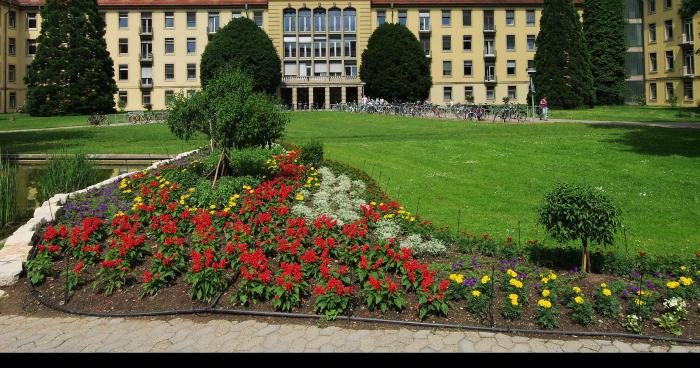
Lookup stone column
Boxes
[292,88,298,111]
[308,87,314,109]
[325,87,331,109]
[341,86,347,103]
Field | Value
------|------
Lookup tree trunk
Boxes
[581,239,591,273]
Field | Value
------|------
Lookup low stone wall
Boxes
[0,149,200,286]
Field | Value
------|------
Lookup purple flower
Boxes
[451,263,458,271]
[622,290,629,297]
[654,272,661,278]
[646,281,655,290]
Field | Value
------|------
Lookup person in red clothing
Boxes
[539,96,548,121]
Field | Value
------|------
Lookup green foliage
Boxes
[679,0,700,18]
[465,291,489,320]
[24,0,117,116]
[583,0,627,105]
[534,0,594,108]
[360,23,432,102]
[165,69,289,177]
[593,286,620,318]
[570,299,595,326]
[621,314,641,333]
[538,183,621,272]
[300,141,324,166]
[188,175,260,209]
[536,304,560,329]
[0,154,17,228]
[26,251,53,285]
[200,17,281,94]
[654,313,682,336]
[37,152,97,203]
[229,148,276,177]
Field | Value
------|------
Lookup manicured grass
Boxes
[550,105,700,123]
[0,124,207,154]
[284,112,700,256]
[0,113,128,131]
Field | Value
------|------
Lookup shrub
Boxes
[654,313,682,336]
[229,147,275,177]
[399,234,447,257]
[26,250,53,285]
[465,289,489,320]
[0,154,17,228]
[536,299,559,329]
[300,141,324,166]
[538,183,621,273]
[501,293,522,320]
[593,283,620,318]
[37,152,97,203]
[570,295,595,326]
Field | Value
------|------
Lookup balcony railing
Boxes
[139,52,153,62]
[139,26,153,36]
[419,20,430,32]
[683,65,695,77]
[425,50,432,58]
[681,33,695,46]
[484,74,497,83]
[483,48,496,57]
[139,78,153,88]
[207,25,219,35]
[281,75,360,83]
[483,23,496,32]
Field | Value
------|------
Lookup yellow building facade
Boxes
[0,0,696,112]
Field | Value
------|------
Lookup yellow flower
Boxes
[471,290,481,297]
[370,201,376,206]
[506,269,517,278]
[449,274,457,281]
[602,288,612,297]
[209,210,215,215]
[681,266,687,271]
[574,296,584,304]
[189,188,196,193]
[549,273,557,280]
[541,277,549,284]
[384,214,395,219]
[542,289,550,298]
[295,194,305,201]
[209,204,216,209]
[572,286,582,294]
[455,275,464,284]
[666,281,680,289]
[114,211,125,218]
[409,217,415,222]
[634,299,645,306]
[600,282,607,288]
[179,200,185,205]
[134,196,142,203]
[481,275,491,284]
[509,278,523,289]
[680,276,693,286]
[314,183,320,187]
[508,294,519,306]
[537,299,552,309]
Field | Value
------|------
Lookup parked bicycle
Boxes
[87,113,109,126]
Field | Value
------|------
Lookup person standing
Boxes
[539,96,548,121]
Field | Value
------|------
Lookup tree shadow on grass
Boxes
[587,124,700,158]
[0,129,97,154]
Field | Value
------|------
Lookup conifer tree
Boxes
[583,0,627,105]
[534,0,594,108]
[24,0,117,116]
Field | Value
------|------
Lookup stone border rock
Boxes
[0,149,200,286]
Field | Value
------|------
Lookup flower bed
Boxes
[25,147,700,340]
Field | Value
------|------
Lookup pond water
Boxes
[14,164,146,218]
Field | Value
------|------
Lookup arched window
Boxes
[313,8,326,32]
[299,8,311,32]
[283,8,296,33]
[343,8,356,32]
[329,7,341,32]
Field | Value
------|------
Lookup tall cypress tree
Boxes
[534,0,594,108]
[24,0,116,116]
[583,0,627,105]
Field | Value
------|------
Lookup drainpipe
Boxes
[390,2,394,23]
[2,6,7,113]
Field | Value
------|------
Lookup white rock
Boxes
[3,228,35,248]
[0,289,7,299]
[0,245,32,262]
[0,260,23,286]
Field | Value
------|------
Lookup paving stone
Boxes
[474,338,497,352]
[612,340,636,353]
[254,324,280,337]
[668,345,690,353]
[413,330,429,339]
[511,343,532,352]
[631,343,651,352]
[459,340,476,352]
[561,340,583,352]
[650,346,668,353]
[319,326,341,336]
[599,345,621,353]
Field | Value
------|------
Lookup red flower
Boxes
[506,236,513,243]
[639,251,647,257]
[143,270,152,284]
[482,233,489,239]
[438,280,450,292]
[72,261,85,274]
[314,285,326,295]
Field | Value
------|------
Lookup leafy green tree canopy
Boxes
[200,17,281,94]
[360,23,432,102]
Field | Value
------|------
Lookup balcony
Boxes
[483,24,496,33]
[207,25,219,37]
[683,65,695,77]
[139,78,153,89]
[681,33,694,47]
[419,20,431,33]
[483,48,497,58]
[139,26,153,38]
[425,50,432,58]
[281,75,360,84]
[484,74,497,84]
[139,52,153,63]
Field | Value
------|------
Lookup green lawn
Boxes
[284,112,700,257]
[550,105,700,123]
[0,113,128,131]
[0,124,207,154]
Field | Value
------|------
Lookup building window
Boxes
[8,64,16,82]
[486,86,495,100]
[664,0,672,9]
[526,10,536,26]
[329,8,341,32]
[187,12,196,28]
[119,12,128,28]
[398,10,407,25]
[208,12,220,33]
[527,35,536,51]
[377,10,386,25]
[142,91,151,106]
[165,38,174,54]
[27,12,37,29]
[508,86,517,99]
[330,38,342,57]
[505,10,515,26]
[314,8,326,32]
[665,82,674,100]
[443,60,452,76]
[463,35,472,51]
[507,60,516,75]
[343,8,356,32]
[254,11,263,27]
[232,11,242,19]
[442,10,451,26]
[165,64,175,80]
[284,9,296,32]
[299,9,311,32]
[665,50,674,70]
[419,10,430,31]
[164,12,174,28]
[528,59,534,70]
[314,39,326,57]
[119,38,128,54]
[187,38,196,54]
[118,91,128,106]
[187,63,197,79]
[665,20,673,40]
[649,0,656,13]
[9,92,16,109]
[464,86,473,99]
[463,60,472,76]
[119,64,128,80]
[345,61,357,76]
[27,39,37,55]
[165,90,175,105]
[344,37,357,57]
[649,82,657,99]
[462,9,471,26]
[443,86,452,101]
[649,23,656,42]
[284,41,296,58]
[650,53,657,71]
[683,81,693,100]
[8,11,16,28]
[299,42,312,58]
[506,35,515,51]
[442,35,451,51]
[8,38,15,56]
